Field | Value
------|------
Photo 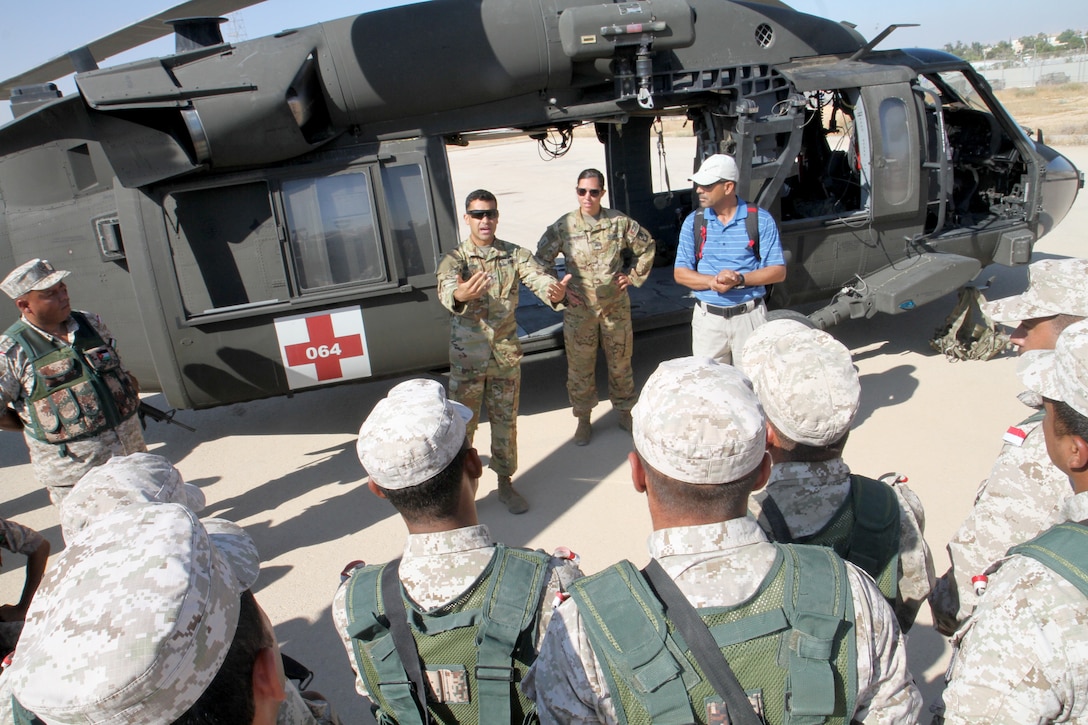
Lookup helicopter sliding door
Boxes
[144,137,454,409]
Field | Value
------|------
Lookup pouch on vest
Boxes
[5,312,139,444]
[342,545,551,725]
[570,545,857,725]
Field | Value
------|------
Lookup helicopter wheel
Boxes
[764,308,818,330]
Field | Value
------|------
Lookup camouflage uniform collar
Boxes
[1061,489,1088,523]
[403,524,492,558]
[768,458,850,487]
[649,517,768,562]
[461,238,513,256]
[575,208,609,228]
[19,312,77,341]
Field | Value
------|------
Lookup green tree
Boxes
[1057,29,1081,45]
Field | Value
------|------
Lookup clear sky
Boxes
[1,0,1083,123]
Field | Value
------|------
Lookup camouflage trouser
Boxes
[24,414,147,506]
[449,360,520,477]
[564,300,634,418]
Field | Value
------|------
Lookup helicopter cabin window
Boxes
[381,164,432,277]
[780,89,871,221]
[282,173,385,291]
[165,182,288,317]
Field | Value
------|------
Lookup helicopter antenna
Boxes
[847,23,920,62]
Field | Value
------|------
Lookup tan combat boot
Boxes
[497,475,528,514]
[573,415,592,446]
[618,410,633,432]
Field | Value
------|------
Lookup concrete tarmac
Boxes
[1,141,1085,723]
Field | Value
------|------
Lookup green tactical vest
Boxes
[4,312,139,444]
[1006,520,1088,598]
[342,544,551,725]
[764,474,901,606]
[571,544,858,725]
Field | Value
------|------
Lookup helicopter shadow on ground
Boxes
[165,379,423,564]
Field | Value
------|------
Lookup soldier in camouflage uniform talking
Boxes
[537,169,655,446]
[437,190,572,513]
[0,259,145,505]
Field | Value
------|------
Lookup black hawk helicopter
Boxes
[0,0,1080,410]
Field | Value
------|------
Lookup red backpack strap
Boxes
[745,204,761,263]
[693,211,708,264]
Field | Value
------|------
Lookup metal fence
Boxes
[975,56,1088,88]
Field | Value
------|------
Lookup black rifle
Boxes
[138,402,196,433]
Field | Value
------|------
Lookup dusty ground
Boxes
[995,83,1088,144]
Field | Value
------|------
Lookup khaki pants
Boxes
[690,299,767,367]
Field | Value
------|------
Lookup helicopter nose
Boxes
[1034,142,1081,236]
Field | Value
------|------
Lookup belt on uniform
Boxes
[699,298,762,319]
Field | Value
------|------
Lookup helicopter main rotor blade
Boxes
[1,0,264,100]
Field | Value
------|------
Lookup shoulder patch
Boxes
[1002,425,1030,447]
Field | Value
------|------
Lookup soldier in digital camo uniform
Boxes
[929,257,1088,635]
[436,190,573,513]
[935,319,1088,724]
[0,517,49,657]
[742,320,935,632]
[334,378,582,723]
[536,169,656,446]
[0,259,145,506]
[0,502,340,725]
[523,357,921,724]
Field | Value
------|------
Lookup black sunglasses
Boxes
[466,209,498,220]
[576,187,603,197]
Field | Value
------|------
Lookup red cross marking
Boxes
[283,315,365,381]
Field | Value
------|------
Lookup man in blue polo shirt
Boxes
[674,154,786,364]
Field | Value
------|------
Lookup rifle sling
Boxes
[380,560,433,725]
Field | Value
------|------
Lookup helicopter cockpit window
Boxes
[916,71,1025,224]
[282,173,385,292]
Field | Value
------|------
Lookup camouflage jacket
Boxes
[436,239,564,372]
[536,209,655,313]
[522,517,922,724]
[332,525,583,699]
[930,407,1072,634]
[749,458,936,630]
[938,491,1088,724]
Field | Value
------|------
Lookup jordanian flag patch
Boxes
[1003,426,1029,446]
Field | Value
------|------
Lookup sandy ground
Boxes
[1,141,1085,723]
